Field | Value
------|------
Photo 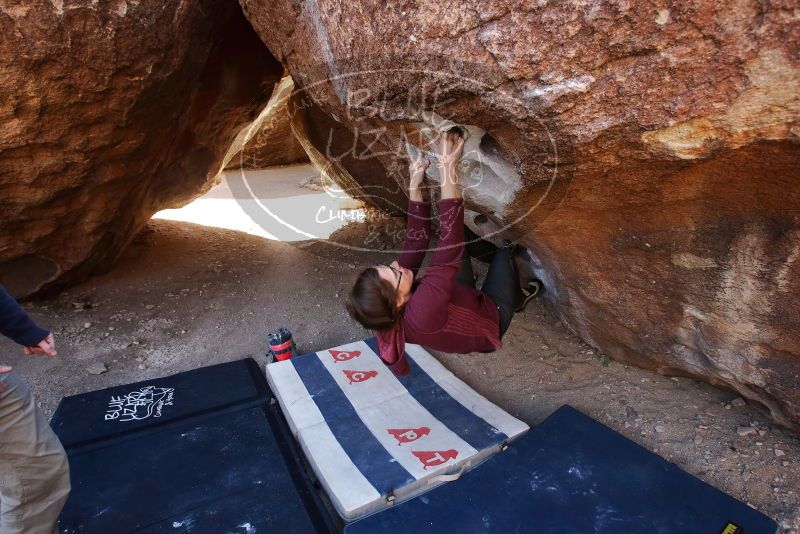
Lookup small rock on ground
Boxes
[86,362,108,375]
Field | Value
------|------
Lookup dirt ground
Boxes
[2,166,798,532]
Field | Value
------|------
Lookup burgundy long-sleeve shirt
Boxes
[376,197,502,374]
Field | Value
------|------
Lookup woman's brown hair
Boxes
[346,267,401,331]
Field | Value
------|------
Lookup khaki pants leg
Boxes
[0,370,70,534]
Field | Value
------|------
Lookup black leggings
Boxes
[456,228,522,339]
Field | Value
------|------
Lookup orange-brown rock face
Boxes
[240,1,800,427]
[224,76,309,170]
[0,0,282,296]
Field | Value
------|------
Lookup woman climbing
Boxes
[345,128,540,375]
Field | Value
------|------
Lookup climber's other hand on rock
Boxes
[408,151,430,202]
[409,151,430,189]
[438,128,465,167]
[438,129,463,199]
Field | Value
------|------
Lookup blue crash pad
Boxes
[52,359,333,534]
[346,405,778,534]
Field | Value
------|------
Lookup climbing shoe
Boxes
[515,279,542,312]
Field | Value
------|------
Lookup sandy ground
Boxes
[2,165,798,532]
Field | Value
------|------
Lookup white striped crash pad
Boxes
[265,337,529,521]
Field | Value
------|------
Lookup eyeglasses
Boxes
[378,264,403,296]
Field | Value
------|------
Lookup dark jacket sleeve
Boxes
[0,285,49,347]
[397,199,432,276]
[404,197,464,334]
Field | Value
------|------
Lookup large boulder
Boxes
[286,90,409,214]
[224,75,310,170]
[0,0,282,297]
[240,1,800,428]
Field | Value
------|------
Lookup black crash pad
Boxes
[346,405,778,534]
[52,359,333,534]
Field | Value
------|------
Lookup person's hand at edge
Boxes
[23,332,57,357]
[1,333,56,394]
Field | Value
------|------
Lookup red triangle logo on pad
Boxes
[387,427,430,445]
[412,449,458,469]
[329,349,361,362]
[343,369,378,384]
